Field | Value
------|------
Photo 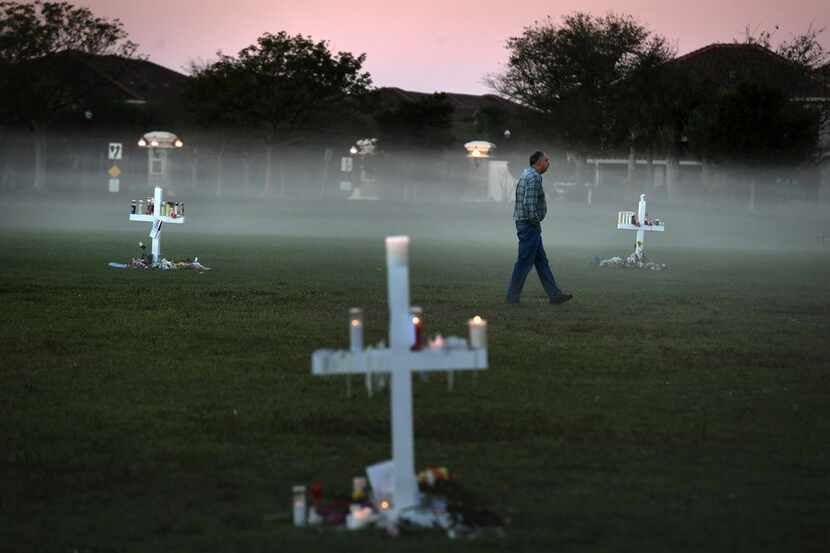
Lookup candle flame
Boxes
[351,319,361,327]
[379,499,391,510]
[472,315,483,324]
[412,316,421,325]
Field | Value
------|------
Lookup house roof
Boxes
[373,87,529,117]
[5,51,191,128]
[668,43,830,101]
[372,87,539,142]
[69,52,188,107]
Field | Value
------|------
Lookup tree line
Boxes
[492,13,827,170]
[1,1,828,192]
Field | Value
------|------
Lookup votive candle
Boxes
[410,306,423,351]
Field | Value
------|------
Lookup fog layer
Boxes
[2,145,829,253]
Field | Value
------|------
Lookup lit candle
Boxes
[468,315,487,349]
[349,308,363,352]
[385,236,409,267]
[410,306,423,351]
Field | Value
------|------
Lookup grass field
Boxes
[1,199,829,552]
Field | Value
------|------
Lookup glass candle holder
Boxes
[410,306,423,351]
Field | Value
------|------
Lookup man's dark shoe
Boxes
[549,293,573,305]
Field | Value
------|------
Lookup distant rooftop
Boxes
[669,43,830,100]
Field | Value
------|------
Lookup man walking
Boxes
[506,151,572,305]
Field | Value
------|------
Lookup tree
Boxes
[184,58,250,197]
[489,12,672,155]
[0,1,138,189]
[741,24,829,69]
[186,32,371,195]
[742,25,830,173]
[473,104,507,144]
[608,35,677,199]
[686,81,819,208]
[687,81,819,166]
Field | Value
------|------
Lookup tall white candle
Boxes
[468,315,487,349]
[292,485,307,527]
[349,308,363,352]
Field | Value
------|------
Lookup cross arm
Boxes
[129,215,186,224]
[616,223,664,231]
[312,347,488,376]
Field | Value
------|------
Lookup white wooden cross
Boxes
[616,193,664,261]
[311,236,488,519]
[128,186,186,264]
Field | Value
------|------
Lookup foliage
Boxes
[686,81,820,165]
[0,0,136,63]
[185,32,371,142]
[375,92,455,149]
[0,1,140,190]
[741,23,829,69]
[607,35,678,151]
[0,0,138,128]
[184,58,250,131]
[473,104,507,143]
[490,12,673,152]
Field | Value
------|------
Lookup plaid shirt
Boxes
[513,166,547,223]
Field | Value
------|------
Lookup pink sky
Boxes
[79,0,829,95]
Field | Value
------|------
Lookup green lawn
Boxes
[1,216,829,552]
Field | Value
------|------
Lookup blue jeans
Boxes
[506,221,562,303]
